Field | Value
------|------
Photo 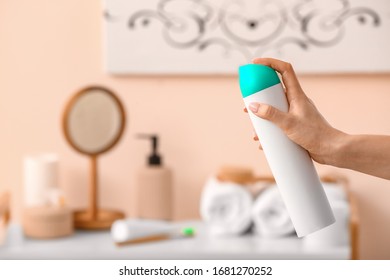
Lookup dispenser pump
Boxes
[138,134,162,166]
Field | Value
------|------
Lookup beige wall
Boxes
[1,0,390,259]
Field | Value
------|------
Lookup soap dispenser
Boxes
[137,134,173,220]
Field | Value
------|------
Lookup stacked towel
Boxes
[303,182,350,247]
[322,182,348,202]
[251,185,295,237]
[200,177,350,243]
[304,201,350,247]
[200,177,253,236]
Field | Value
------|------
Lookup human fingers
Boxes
[252,57,303,102]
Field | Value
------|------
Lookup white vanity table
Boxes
[0,222,350,260]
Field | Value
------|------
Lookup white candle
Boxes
[23,154,59,207]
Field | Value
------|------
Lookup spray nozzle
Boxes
[137,134,162,166]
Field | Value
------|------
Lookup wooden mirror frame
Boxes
[62,85,126,230]
[63,86,126,156]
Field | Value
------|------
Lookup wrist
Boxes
[323,129,351,167]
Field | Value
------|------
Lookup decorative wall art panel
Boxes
[104,0,390,74]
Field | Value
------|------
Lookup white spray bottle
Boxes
[239,64,335,237]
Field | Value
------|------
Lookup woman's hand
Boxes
[244,58,345,165]
[244,57,390,180]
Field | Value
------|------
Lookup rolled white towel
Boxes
[252,185,295,238]
[322,182,348,203]
[304,182,350,247]
[303,199,350,248]
[200,177,252,236]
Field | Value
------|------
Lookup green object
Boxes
[238,64,281,98]
[181,227,195,237]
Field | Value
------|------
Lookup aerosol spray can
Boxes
[239,64,335,237]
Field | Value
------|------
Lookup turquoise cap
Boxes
[239,64,281,98]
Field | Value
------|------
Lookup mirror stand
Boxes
[74,156,125,229]
[63,86,126,230]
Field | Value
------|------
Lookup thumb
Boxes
[248,102,289,129]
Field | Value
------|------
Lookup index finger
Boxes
[252,57,303,101]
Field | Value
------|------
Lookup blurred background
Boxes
[1,0,390,259]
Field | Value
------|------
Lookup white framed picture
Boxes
[104,0,390,74]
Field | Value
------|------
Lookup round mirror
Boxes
[63,86,125,156]
[62,86,126,230]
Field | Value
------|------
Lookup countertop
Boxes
[0,222,350,260]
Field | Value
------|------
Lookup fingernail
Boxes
[249,103,260,113]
